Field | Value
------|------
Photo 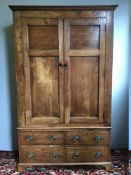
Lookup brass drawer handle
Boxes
[49,135,56,142]
[96,135,103,142]
[25,135,34,142]
[95,152,103,157]
[26,152,35,158]
[72,135,80,142]
[50,152,57,159]
[73,152,80,159]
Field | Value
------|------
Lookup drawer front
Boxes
[66,130,110,145]
[20,146,65,163]
[66,146,110,162]
[20,131,65,145]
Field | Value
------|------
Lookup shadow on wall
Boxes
[4,25,18,150]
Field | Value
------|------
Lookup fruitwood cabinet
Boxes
[10,5,117,171]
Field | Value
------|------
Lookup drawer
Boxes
[66,130,110,145]
[66,146,110,163]
[20,146,65,163]
[20,131,65,145]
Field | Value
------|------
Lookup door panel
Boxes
[70,25,100,49]
[30,57,59,117]
[64,18,106,124]
[28,25,58,50]
[22,18,64,126]
[70,56,98,118]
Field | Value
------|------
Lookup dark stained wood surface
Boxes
[9,5,118,11]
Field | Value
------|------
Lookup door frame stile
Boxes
[22,19,32,126]
[64,19,71,124]
[58,18,64,123]
[98,18,106,124]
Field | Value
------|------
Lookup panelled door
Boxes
[22,18,64,126]
[64,18,106,124]
[22,17,106,126]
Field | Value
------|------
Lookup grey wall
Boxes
[0,0,128,151]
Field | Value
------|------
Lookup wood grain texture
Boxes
[98,18,106,124]
[18,162,112,172]
[66,130,110,145]
[58,18,64,123]
[22,19,32,125]
[66,146,110,162]
[70,57,99,119]
[28,25,58,50]
[11,6,116,169]
[30,57,59,118]
[20,131,65,145]
[64,19,70,124]
[20,146,65,163]
[69,49,100,56]
[29,50,59,57]
[13,11,25,127]
[104,11,114,126]
[18,127,112,130]
[64,18,106,125]
[70,25,100,49]
[21,18,65,125]
[20,11,107,19]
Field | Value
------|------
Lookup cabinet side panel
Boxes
[13,11,25,127]
[104,11,114,126]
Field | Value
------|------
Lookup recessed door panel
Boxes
[28,25,58,50]
[30,57,59,117]
[70,25,100,49]
[70,56,98,117]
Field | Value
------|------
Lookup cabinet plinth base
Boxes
[18,162,112,172]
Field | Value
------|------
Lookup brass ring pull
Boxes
[95,152,103,157]
[49,135,56,142]
[26,152,35,158]
[25,135,34,142]
[96,136,103,142]
[51,152,57,159]
[73,152,80,159]
[72,135,80,142]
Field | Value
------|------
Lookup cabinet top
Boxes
[9,5,118,11]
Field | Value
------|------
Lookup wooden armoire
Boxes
[10,5,117,171]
